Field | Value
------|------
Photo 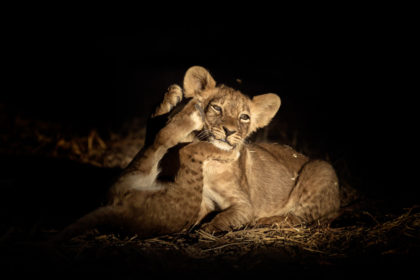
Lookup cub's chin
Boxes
[210,139,235,151]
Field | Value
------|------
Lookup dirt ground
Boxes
[0,113,419,279]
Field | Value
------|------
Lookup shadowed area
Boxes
[1,13,418,279]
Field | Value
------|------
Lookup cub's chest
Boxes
[202,160,239,211]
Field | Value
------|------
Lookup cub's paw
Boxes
[200,221,231,234]
[155,99,204,148]
[254,214,302,228]
[152,84,183,117]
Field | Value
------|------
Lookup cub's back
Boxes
[243,143,310,217]
[253,143,309,174]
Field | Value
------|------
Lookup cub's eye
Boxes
[211,104,222,113]
[240,114,250,122]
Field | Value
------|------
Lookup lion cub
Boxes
[58,66,340,240]
[179,66,341,232]
[57,83,237,240]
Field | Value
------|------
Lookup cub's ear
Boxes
[183,66,216,98]
[250,93,281,132]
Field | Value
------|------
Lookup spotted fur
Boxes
[57,66,340,241]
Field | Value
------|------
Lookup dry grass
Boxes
[1,116,146,168]
[1,114,419,274]
[62,206,419,262]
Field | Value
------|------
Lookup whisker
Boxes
[198,129,209,137]
[198,134,208,141]
[196,129,213,141]
[196,130,206,138]
[234,137,248,145]
[197,134,206,141]
[229,135,244,144]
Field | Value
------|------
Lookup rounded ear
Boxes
[250,93,281,133]
[183,66,216,98]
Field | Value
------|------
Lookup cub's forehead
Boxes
[210,86,251,112]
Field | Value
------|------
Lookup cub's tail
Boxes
[53,205,123,243]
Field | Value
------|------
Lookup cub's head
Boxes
[183,66,281,151]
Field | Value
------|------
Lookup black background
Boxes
[0,7,418,278]
[2,9,417,206]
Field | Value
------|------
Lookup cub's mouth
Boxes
[210,138,235,151]
[195,129,236,151]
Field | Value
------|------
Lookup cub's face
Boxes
[183,66,281,151]
[200,87,252,151]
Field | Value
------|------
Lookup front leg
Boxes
[132,98,204,170]
[112,97,204,193]
[201,203,254,233]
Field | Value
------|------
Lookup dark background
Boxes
[0,8,418,278]
[1,10,417,207]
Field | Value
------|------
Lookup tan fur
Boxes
[58,66,340,240]
[57,84,238,240]
[180,66,340,232]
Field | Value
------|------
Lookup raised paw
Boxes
[152,84,183,117]
[155,99,204,149]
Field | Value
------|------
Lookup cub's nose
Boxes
[223,126,236,137]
